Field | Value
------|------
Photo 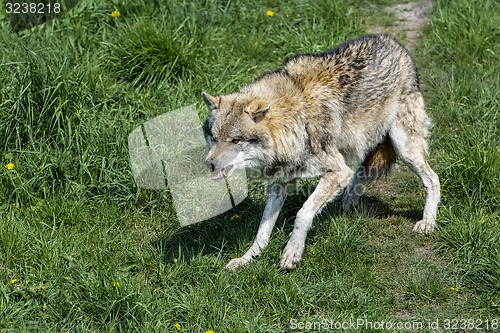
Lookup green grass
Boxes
[0,0,499,331]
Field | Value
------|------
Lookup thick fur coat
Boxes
[202,33,440,270]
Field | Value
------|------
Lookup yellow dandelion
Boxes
[41,286,45,291]
[111,10,120,18]
[205,330,214,333]
[11,279,19,284]
[174,323,181,331]
[230,214,240,220]
[112,281,120,288]
[485,215,489,218]
[5,163,14,170]
[266,10,274,17]
[482,220,485,224]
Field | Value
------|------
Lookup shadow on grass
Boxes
[151,195,266,265]
[151,185,423,265]
[359,194,423,221]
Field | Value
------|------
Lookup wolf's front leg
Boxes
[280,168,352,270]
[225,182,289,270]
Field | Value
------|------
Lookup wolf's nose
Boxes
[205,158,216,172]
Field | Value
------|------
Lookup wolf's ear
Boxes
[245,101,271,120]
[202,92,220,111]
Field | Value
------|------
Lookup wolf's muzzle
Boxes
[205,158,235,181]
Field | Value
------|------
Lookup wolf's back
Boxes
[280,33,420,108]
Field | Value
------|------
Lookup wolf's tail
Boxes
[361,135,396,182]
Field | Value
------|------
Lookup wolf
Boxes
[201,33,440,270]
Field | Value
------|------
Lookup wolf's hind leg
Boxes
[394,136,440,233]
[280,166,353,270]
[390,94,440,233]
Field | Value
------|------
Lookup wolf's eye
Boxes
[231,138,241,144]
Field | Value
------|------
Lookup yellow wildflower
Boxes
[5,163,14,170]
[112,281,120,288]
[205,331,214,333]
[266,10,274,17]
[41,286,45,291]
[230,214,240,220]
[111,10,120,18]
[11,279,19,284]
[174,323,181,331]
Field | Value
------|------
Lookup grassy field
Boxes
[0,0,498,331]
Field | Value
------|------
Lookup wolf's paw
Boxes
[341,183,363,211]
[225,257,250,271]
[341,194,354,211]
[341,191,358,212]
[279,241,304,270]
[412,220,435,233]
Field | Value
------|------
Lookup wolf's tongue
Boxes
[211,174,223,180]
[211,169,226,181]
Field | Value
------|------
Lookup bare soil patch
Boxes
[372,1,434,50]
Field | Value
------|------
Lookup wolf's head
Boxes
[202,92,273,181]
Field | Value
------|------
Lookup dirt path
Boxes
[375,1,434,50]
[362,2,463,320]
